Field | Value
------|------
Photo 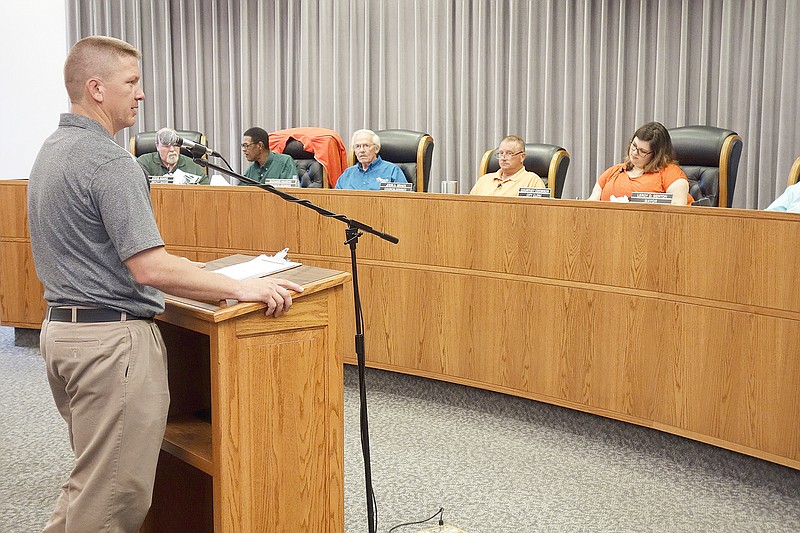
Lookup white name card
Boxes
[149,172,204,185]
[518,187,551,198]
[380,182,414,192]
[263,177,300,188]
[630,192,673,204]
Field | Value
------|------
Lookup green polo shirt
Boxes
[136,152,209,184]
[242,152,298,184]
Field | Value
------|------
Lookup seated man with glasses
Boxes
[470,135,545,196]
[588,121,690,205]
[240,127,298,185]
[137,127,208,183]
[335,129,407,189]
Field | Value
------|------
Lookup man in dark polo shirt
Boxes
[240,126,298,184]
[28,36,302,533]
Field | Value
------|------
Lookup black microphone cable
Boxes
[388,507,445,532]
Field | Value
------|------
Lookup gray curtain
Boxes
[66,0,800,208]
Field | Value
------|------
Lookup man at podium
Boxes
[27,36,303,533]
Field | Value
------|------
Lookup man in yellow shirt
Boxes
[470,135,544,196]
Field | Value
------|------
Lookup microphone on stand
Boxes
[162,130,222,157]
[175,136,222,158]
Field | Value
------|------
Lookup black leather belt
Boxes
[47,307,147,323]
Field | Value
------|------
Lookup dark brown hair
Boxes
[623,121,677,173]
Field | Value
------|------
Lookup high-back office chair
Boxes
[281,138,327,188]
[478,143,571,198]
[347,129,435,192]
[786,155,800,186]
[129,130,207,158]
[668,126,743,207]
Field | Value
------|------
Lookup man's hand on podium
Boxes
[124,247,302,316]
[237,277,304,318]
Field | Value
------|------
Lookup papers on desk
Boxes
[210,174,231,186]
[212,254,301,280]
[172,169,204,184]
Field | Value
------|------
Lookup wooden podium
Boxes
[141,256,350,532]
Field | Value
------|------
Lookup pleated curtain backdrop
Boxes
[66,0,800,208]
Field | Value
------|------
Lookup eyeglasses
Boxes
[353,143,375,150]
[630,142,652,156]
[241,142,258,149]
[495,150,523,159]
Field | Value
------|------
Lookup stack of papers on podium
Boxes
[213,254,301,280]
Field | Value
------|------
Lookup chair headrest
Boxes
[282,138,315,159]
[669,126,736,167]
[376,129,427,162]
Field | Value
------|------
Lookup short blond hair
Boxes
[501,135,525,153]
[64,36,141,103]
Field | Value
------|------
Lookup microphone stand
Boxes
[196,157,390,533]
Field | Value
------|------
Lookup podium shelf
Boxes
[162,417,212,475]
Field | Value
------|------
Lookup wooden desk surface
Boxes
[2,181,799,469]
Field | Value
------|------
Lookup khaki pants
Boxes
[40,319,169,533]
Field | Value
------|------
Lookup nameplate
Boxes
[630,192,673,204]
[518,187,551,198]
[380,182,414,192]
[263,177,300,188]
[148,173,204,185]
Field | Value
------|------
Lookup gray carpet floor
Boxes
[1,325,799,532]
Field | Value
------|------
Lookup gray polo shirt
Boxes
[28,114,165,317]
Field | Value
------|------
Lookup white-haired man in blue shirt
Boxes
[335,129,407,190]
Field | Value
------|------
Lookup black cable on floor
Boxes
[387,507,445,532]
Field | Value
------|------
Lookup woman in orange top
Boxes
[588,121,690,205]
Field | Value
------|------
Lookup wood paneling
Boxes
[3,181,799,469]
[0,241,46,327]
[0,180,28,239]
